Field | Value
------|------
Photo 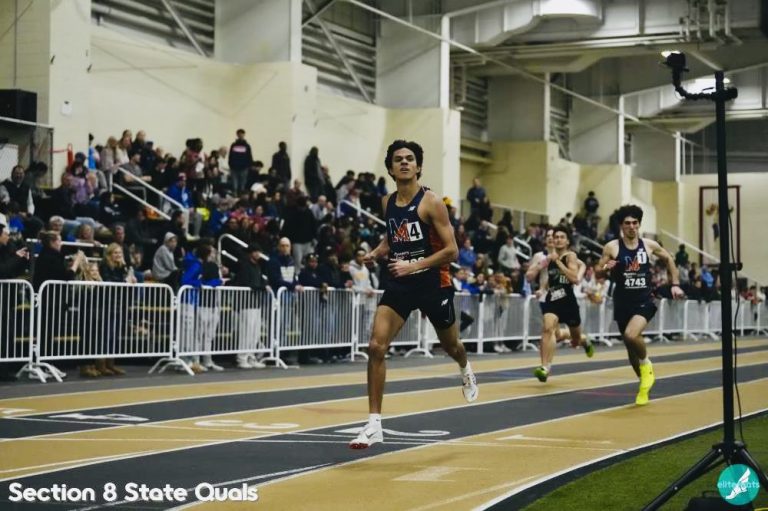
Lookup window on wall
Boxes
[91,0,214,56]
[302,1,376,102]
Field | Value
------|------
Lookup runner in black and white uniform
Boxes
[531,227,594,382]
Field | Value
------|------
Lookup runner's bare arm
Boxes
[526,253,544,282]
[388,191,457,277]
[596,240,619,277]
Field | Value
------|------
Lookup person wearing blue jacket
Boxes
[179,243,223,373]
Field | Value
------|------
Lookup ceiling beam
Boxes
[159,0,207,57]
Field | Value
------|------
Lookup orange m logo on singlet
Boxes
[389,219,424,243]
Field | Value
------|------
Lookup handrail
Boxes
[512,236,531,261]
[26,239,104,250]
[114,166,185,211]
[490,202,548,216]
[217,233,270,266]
[661,229,765,287]
[113,183,171,221]
[340,199,386,226]
[579,235,604,250]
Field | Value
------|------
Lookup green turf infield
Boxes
[523,414,768,511]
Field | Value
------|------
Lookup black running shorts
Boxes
[541,296,581,327]
[614,300,657,335]
[379,286,456,330]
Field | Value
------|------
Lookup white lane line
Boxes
[1,364,764,482]
[474,404,768,511]
[74,463,332,511]
[173,380,768,510]
[0,451,159,475]
[0,342,742,416]
[4,416,128,427]
[406,475,543,511]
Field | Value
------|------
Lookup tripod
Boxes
[643,53,768,510]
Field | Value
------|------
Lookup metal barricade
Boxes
[739,299,759,335]
[522,295,541,351]
[579,297,610,346]
[480,293,525,345]
[684,300,707,341]
[706,301,722,334]
[170,285,276,374]
[0,280,40,380]
[37,281,175,382]
[274,287,355,363]
[759,300,768,335]
[659,299,686,342]
[602,298,622,339]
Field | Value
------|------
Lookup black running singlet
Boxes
[546,254,576,303]
[383,187,450,292]
[612,238,653,303]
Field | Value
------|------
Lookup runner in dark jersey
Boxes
[597,204,684,405]
[526,228,590,356]
[349,140,478,449]
[531,227,594,382]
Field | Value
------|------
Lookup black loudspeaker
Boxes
[0,89,38,123]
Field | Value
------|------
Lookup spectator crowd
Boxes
[0,129,764,379]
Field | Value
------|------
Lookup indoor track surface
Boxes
[1,339,767,510]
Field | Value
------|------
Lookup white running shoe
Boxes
[349,423,383,449]
[462,371,479,402]
[203,362,224,372]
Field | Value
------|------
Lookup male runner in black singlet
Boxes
[349,140,478,449]
[526,228,589,356]
[597,205,685,405]
[531,226,594,382]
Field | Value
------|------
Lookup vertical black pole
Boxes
[714,70,735,453]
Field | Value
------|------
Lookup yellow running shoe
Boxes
[636,363,655,406]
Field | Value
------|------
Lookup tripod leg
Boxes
[734,447,768,490]
[643,448,725,511]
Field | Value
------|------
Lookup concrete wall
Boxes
[680,173,768,284]
[215,0,302,64]
[376,18,441,109]
[487,76,545,141]
[632,128,677,181]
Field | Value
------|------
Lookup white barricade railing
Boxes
[169,285,277,374]
[579,297,609,346]
[684,300,710,341]
[657,299,685,343]
[759,300,768,334]
[274,287,356,364]
[483,293,529,348]
[36,280,175,382]
[11,278,743,383]
[739,299,759,335]
[0,280,40,380]
[708,301,722,334]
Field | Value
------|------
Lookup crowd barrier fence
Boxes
[2,278,762,383]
